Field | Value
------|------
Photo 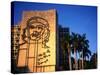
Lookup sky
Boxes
[12,1,97,54]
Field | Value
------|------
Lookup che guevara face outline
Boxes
[21,16,50,47]
[26,17,50,42]
[28,22,45,41]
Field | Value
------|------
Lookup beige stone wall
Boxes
[17,9,56,72]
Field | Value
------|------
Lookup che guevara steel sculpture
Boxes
[20,16,51,72]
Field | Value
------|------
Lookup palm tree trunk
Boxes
[78,52,81,69]
[68,48,72,70]
[74,47,78,70]
[82,50,84,69]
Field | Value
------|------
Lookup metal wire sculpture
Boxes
[19,16,51,72]
[21,17,50,48]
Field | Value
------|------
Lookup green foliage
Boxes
[60,31,97,70]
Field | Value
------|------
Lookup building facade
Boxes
[11,9,56,73]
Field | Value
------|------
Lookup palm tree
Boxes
[77,34,85,69]
[71,57,75,70]
[61,33,72,70]
[83,47,91,69]
[77,34,83,69]
[71,32,79,70]
[77,34,91,69]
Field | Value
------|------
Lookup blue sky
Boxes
[12,1,97,54]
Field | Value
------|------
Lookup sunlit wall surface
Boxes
[17,10,56,72]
